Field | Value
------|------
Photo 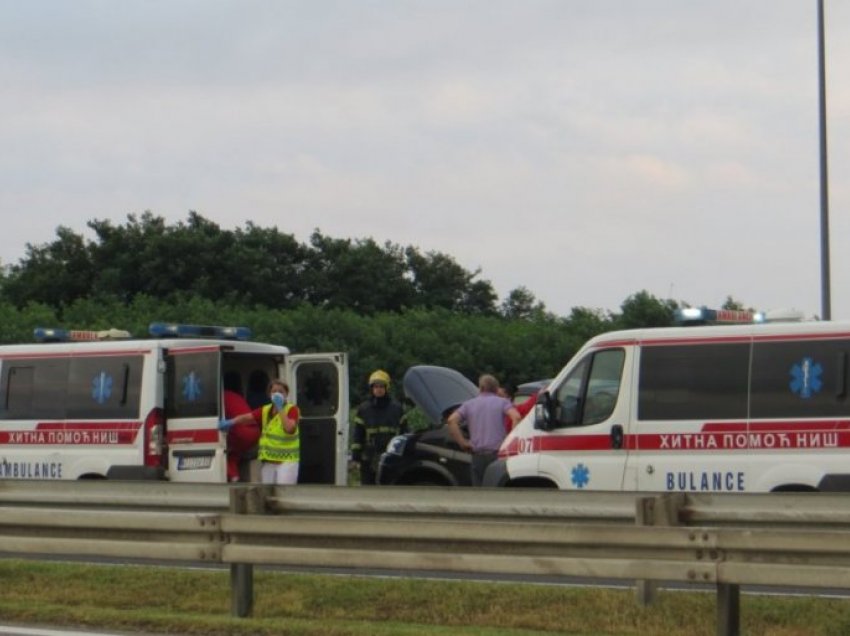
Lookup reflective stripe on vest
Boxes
[258,403,299,463]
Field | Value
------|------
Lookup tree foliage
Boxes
[500,286,549,321]
[615,290,677,329]
[0,212,498,316]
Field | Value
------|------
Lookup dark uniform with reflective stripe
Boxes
[351,395,405,485]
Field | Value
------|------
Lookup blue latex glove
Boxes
[218,418,234,432]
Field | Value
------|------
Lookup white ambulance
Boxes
[485,309,850,493]
[0,323,349,483]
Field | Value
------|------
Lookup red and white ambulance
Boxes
[485,309,850,492]
[0,323,348,483]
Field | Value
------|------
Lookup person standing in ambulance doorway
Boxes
[447,374,521,486]
[350,369,406,485]
[219,379,301,485]
[222,371,255,482]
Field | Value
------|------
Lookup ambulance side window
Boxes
[638,343,748,420]
[294,361,339,417]
[553,359,587,426]
[552,349,624,428]
[585,350,624,424]
[67,355,143,419]
[166,352,219,418]
[1,366,34,419]
[1,359,67,420]
[751,340,850,417]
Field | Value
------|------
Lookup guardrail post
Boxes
[229,485,268,618]
[635,493,684,606]
[717,583,740,636]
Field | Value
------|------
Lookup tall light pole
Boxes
[818,0,831,319]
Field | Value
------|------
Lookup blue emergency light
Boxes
[148,322,252,341]
[33,327,133,342]
[34,327,71,343]
[675,306,805,326]
[674,307,756,326]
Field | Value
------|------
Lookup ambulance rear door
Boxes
[285,352,349,485]
[164,345,227,483]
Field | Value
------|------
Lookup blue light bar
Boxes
[148,322,252,341]
[674,307,756,326]
[34,327,133,342]
[677,308,704,322]
[34,327,70,343]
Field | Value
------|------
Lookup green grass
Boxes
[1,559,848,635]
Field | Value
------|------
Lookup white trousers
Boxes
[260,461,298,485]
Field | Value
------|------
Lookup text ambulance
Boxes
[0,323,349,483]
[485,309,850,493]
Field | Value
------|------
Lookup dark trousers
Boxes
[470,451,498,487]
[360,462,378,486]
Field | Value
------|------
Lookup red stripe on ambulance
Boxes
[502,420,850,458]
[0,421,141,445]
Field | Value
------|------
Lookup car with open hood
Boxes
[376,366,549,486]
[376,365,478,486]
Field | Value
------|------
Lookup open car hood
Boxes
[402,365,478,425]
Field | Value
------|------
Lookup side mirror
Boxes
[533,391,554,430]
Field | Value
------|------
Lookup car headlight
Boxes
[385,435,408,456]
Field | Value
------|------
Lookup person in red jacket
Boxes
[499,385,539,433]
[510,391,539,431]
[222,372,257,482]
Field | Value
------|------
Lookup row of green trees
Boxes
[0,292,678,402]
[0,212,542,317]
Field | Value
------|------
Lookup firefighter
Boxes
[350,369,406,485]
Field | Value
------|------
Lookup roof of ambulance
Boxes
[0,338,291,355]
[582,319,850,348]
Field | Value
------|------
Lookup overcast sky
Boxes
[1,1,848,319]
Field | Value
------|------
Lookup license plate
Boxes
[177,454,213,470]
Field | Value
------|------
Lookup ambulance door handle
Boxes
[120,364,130,405]
[610,424,624,450]
[837,351,847,398]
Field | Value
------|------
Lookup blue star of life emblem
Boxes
[571,463,590,489]
[91,371,113,404]
[789,357,823,399]
[182,371,203,401]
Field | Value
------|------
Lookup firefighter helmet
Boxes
[368,369,391,388]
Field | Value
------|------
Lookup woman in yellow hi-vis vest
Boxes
[219,378,301,484]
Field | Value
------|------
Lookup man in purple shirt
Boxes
[447,374,521,486]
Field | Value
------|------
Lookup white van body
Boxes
[0,329,348,484]
[486,320,850,493]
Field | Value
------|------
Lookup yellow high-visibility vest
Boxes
[258,403,299,463]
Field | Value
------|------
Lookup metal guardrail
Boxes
[0,479,231,511]
[1,481,849,636]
